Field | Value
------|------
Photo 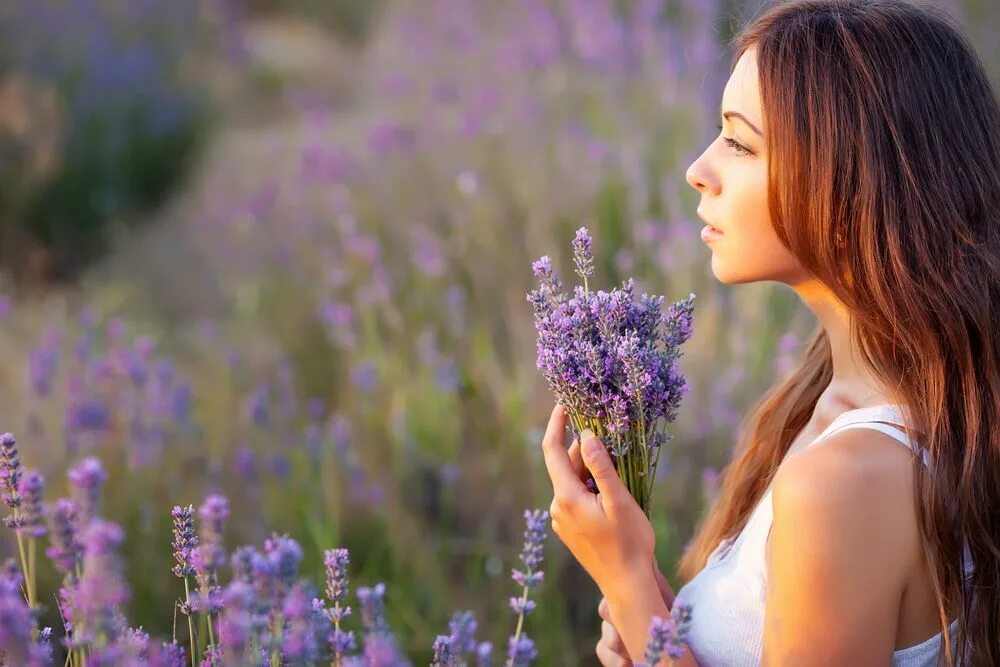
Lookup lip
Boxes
[701,225,724,243]
[696,209,723,233]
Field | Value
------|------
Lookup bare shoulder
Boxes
[762,428,919,663]
[773,425,921,571]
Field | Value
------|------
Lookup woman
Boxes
[539,1,1000,664]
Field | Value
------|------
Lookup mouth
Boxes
[696,209,723,233]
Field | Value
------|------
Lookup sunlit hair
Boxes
[676,1,1000,663]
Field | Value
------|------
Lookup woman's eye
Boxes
[715,123,752,156]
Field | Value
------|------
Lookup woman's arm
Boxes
[762,431,913,665]
[605,570,702,667]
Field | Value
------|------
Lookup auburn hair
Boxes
[676,1,1000,664]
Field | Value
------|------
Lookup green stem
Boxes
[184,577,197,667]
[505,583,531,667]
[270,612,283,667]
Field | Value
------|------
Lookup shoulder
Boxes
[774,425,918,525]
[762,428,918,662]
[772,426,920,570]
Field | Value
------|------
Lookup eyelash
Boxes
[715,124,752,156]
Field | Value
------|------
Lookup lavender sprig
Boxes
[67,456,107,525]
[635,602,693,667]
[196,494,229,656]
[322,547,354,665]
[431,634,457,666]
[572,227,595,286]
[505,509,548,667]
[171,504,199,664]
[0,433,22,510]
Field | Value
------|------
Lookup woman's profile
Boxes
[539,0,1000,664]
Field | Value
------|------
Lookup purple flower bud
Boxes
[68,457,107,523]
[171,505,198,578]
[0,560,47,664]
[447,609,478,656]
[199,495,229,549]
[357,582,392,638]
[330,627,357,659]
[517,509,548,576]
[508,597,536,616]
[71,519,130,642]
[13,470,46,537]
[45,498,82,576]
[432,634,457,666]
[475,641,493,667]
[0,433,22,509]
[324,548,350,605]
[216,580,255,664]
[506,635,537,667]
[572,227,594,280]
[264,533,302,590]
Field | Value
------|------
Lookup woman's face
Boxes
[685,48,810,287]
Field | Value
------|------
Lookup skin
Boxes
[543,46,939,665]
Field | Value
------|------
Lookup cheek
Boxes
[708,213,805,284]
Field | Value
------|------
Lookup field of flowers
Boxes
[0,0,996,664]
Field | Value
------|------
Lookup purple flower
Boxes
[572,227,594,280]
[11,470,46,537]
[323,548,350,609]
[0,433,22,509]
[215,580,256,665]
[198,494,229,544]
[476,640,493,667]
[280,581,328,664]
[641,602,693,664]
[45,498,82,577]
[506,635,537,667]
[67,519,130,646]
[146,640,188,667]
[171,505,198,578]
[508,598,536,616]
[0,560,49,665]
[68,456,107,524]
[264,533,303,592]
[432,634,457,666]
[506,509,548,664]
[356,582,389,636]
[512,509,548,589]
[528,228,695,513]
[448,609,478,656]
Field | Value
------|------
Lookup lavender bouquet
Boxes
[528,228,695,517]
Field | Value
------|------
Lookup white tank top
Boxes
[673,404,975,666]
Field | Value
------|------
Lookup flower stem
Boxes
[183,577,197,667]
[506,583,530,667]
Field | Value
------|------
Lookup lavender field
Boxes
[0,0,996,664]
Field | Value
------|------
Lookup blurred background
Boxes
[0,0,996,663]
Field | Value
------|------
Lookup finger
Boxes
[596,641,630,667]
[567,438,586,480]
[598,596,610,622]
[581,429,627,512]
[601,620,628,655]
[596,630,631,666]
[540,404,587,505]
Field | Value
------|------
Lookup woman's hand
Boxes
[597,595,633,666]
[539,403,656,601]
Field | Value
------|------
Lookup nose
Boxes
[685,150,718,195]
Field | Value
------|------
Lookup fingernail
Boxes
[581,429,600,455]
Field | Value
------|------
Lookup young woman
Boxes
[539,1,1000,664]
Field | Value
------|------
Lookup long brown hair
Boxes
[676,1,1000,663]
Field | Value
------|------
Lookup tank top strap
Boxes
[807,403,934,467]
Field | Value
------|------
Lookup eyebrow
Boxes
[722,111,763,137]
